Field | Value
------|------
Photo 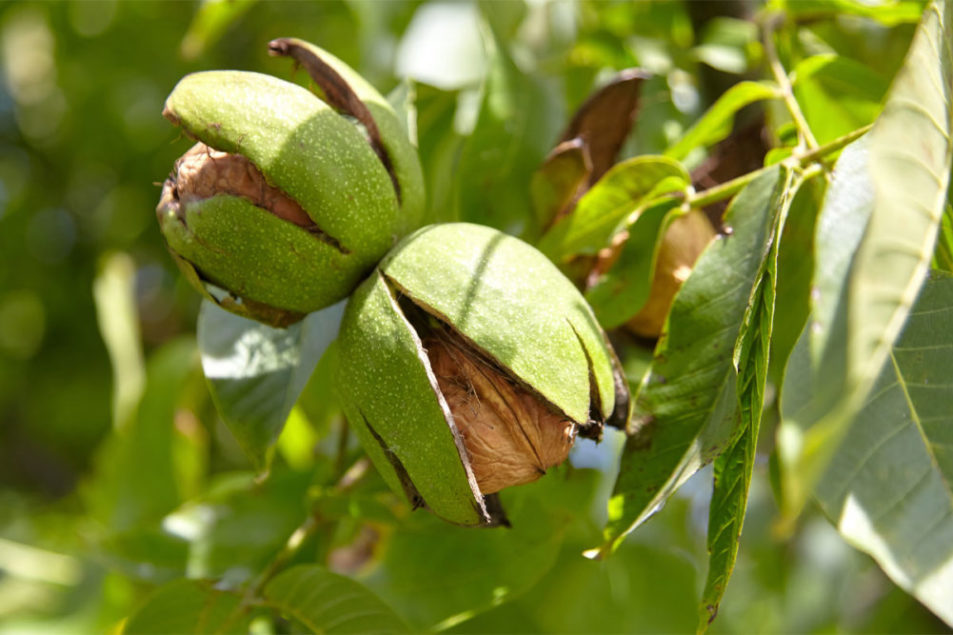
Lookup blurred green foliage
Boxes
[0,1,947,633]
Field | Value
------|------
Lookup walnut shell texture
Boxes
[160,142,316,230]
[425,332,575,495]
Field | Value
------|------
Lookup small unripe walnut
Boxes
[155,38,424,327]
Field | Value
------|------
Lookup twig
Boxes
[676,123,871,211]
[763,12,819,151]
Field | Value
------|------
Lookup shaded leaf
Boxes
[599,167,786,555]
[816,270,953,628]
[584,199,676,329]
[263,565,408,633]
[769,178,825,385]
[664,81,778,161]
[699,169,799,631]
[84,339,199,532]
[161,470,311,584]
[367,467,598,630]
[793,55,889,145]
[123,579,250,634]
[538,156,689,263]
[529,139,592,234]
[455,15,563,230]
[197,300,344,471]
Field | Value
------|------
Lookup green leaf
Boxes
[263,565,409,633]
[815,270,953,628]
[84,339,199,532]
[161,470,311,583]
[179,0,257,61]
[197,300,344,472]
[664,81,778,161]
[781,0,926,26]
[692,18,759,75]
[455,16,564,230]
[781,0,953,521]
[933,205,953,272]
[793,55,889,145]
[598,167,786,555]
[529,140,591,236]
[698,169,799,631]
[778,137,875,520]
[850,0,953,411]
[537,156,689,263]
[93,252,145,430]
[123,579,250,634]
[584,199,676,328]
[769,178,825,385]
[366,467,599,630]
[386,78,418,147]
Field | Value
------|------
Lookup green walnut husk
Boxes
[338,223,630,527]
[157,38,424,326]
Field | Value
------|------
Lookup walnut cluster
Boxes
[425,332,576,494]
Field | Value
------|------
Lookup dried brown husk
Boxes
[627,209,716,338]
[424,330,576,495]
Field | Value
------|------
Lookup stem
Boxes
[242,457,371,603]
[679,123,870,210]
[763,13,819,151]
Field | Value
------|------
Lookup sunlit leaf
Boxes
[93,252,144,431]
[778,137,875,520]
[599,167,786,556]
[538,157,689,263]
[934,205,953,272]
[179,0,257,61]
[815,270,953,628]
[197,301,344,472]
[692,18,760,75]
[849,0,952,400]
[781,0,925,26]
[387,79,418,147]
[781,0,953,521]
[664,81,778,161]
[263,565,408,633]
[699,169,799,631]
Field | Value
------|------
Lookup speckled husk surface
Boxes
[158,59,423,323]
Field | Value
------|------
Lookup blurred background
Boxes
[0,1,946,632]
